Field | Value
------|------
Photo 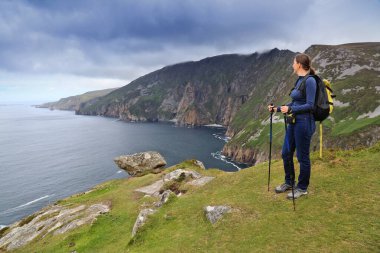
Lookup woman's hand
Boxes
[268,105,275,112]
[280,106,289,114]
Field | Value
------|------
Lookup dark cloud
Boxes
[0,0,379,81]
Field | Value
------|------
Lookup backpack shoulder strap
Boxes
[297,74,313,96]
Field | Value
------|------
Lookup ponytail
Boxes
[295,53,316,75]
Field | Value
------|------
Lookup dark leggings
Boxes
[281,114,316,190]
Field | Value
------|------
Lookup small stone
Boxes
[204,205,232,224]
[194,160,206,169]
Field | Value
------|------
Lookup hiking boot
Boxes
[275,183,295,193]
[287,188,308,199]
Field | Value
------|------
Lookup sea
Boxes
[0,104,245,227]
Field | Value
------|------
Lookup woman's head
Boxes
[293,53,315,75]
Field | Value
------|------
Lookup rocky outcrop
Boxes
[131,167,215,237]
[204,205,232,224]
[0,201,111,251]
[114,151,166,177]
[134,168,213,197]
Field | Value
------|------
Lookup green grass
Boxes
[331,116,380,136]
[12,146,380,253]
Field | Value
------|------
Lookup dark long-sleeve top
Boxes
[277,76,317,114]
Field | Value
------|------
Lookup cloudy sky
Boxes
[0,0,379,103]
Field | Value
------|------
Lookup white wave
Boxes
[117,170,123,174]
[0,195,52,215]
[0,225,7,229]
[212,133,230,143]
[211,151,241,171]
[204,124,225,128]
[18,195,50,208]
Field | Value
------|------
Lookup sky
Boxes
[0,0,379,103]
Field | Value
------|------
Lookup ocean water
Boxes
[0,105,243,226]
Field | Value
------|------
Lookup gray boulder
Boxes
[114,151,166,177]
[204,205,232,224]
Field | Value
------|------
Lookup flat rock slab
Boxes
[134,180,165,197]
[186,176,215,186]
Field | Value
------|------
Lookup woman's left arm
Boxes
[289,77,317,114]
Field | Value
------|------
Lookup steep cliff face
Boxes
[77,50,295,127]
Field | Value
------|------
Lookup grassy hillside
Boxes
[11,143,380,253]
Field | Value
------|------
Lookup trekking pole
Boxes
[283,105,296,211]
[268,103,274,191]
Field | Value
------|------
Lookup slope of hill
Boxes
[5,142,379,253]
[36,88,117,111]
[223,42,380,164]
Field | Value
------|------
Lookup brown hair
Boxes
[295,53,316,75]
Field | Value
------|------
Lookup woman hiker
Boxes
[268,53,317,199]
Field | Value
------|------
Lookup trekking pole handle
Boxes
[281,104,288,114]
[269,103,275,113]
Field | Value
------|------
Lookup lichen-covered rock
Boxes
[134,168,213,197]
[204,205,232,224]
[114,151,166,177]
[0,202,111,251]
